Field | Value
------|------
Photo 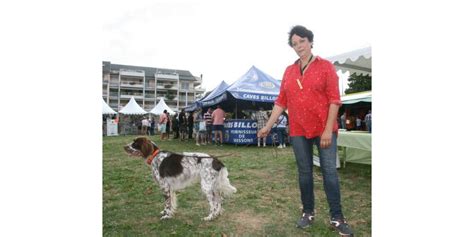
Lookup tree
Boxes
[344,73,371,94]
[165,90,176,101]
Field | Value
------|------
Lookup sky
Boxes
[102,0,372,93]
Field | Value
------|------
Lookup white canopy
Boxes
[119,97,148,115]
[341,91,371,104]
[328,46,371,76]
[149,98,176,115]
[102,98,117,115]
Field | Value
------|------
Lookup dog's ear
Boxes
[140,138,154,158]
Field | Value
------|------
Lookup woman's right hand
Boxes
[257,126,270,138]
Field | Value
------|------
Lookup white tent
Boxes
[328,46,371,76]
[149,98,176,115]
[102,98,117,115]
[341,91,371,104]
[119,97,147,115]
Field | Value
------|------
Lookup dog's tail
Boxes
[217,167,237,197]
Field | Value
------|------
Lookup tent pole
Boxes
[235,100,237,119]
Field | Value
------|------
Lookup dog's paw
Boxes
[160,215,172,220]
[203,215,215,221]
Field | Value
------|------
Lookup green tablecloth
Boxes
[337,131,371,165]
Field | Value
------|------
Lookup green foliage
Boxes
[103,136,372,236]
[345,73,372,94]
[165,90,176,101]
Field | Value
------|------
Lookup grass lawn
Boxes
[103,135,371,236]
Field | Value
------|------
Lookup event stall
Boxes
[196,66,280,113]
[192,66,281,145]
[185,81,230,112]
[328,47,372,165]
[149,98,176,116]
[118,97,148,135]
[328,46,371,76]
[198,81,230,109]
[102,99,118,136]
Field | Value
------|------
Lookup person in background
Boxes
[150,117,155,136]
[347,115,355,131]
[172,113,179,139]
[364,110,372,133]
[257,25,353,235]
[187,111,194,140]
[276,112,288,148]
[204,108,213,144]
[356,116,362,130]
[340,112,346,130]
[211,105,225,146]
[178,109,187,141]
[141,117,149,135]
[165,111,171,140]
[194,109,206,146]
[254,107,269,147]
[159,110,168,140]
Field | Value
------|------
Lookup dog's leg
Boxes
[213,191,223,216]
[202,188,218,221]
[201,173,221,221]
[160,184,175,220]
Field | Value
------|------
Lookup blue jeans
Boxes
[276,127,286,145]
[291,133,344,219]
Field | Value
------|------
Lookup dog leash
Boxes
[188,153,236,159]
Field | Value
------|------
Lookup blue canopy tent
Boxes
[199,66,281,116]
[199,80,230,108]
[184,81,229,112]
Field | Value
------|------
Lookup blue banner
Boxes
[223,119,272,145]
[228,92,278,102]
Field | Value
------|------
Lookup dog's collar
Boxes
[146,148,160,165]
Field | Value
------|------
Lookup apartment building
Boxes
[102,61,205,112]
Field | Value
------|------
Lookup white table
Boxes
[337,130,371,166]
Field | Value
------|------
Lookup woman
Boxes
[159,110,168,140]
[257,25,353,235]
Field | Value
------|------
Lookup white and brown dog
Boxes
[124,137,237,221]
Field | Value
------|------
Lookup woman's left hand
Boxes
[320,129,333,149]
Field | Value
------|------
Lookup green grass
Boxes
[103,135,371,236]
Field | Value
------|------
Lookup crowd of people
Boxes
[338,109,372,133]
[136,105,235,146]
[134,105,291,148]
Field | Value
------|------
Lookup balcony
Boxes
[145,85,155,91]
[194,76,202,86]
[193,87,206,93]
[157,84,178,90]
[120,69,145,77]
[144,94,155,101]
[120,82,143,89]
[109,82,119,88]
[121,94,144,99]
[155,73,179,80]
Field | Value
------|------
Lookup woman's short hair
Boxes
[288,25,314,47]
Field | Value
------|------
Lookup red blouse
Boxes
[275,56,341,138]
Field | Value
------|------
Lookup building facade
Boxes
[102,61,205,112]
